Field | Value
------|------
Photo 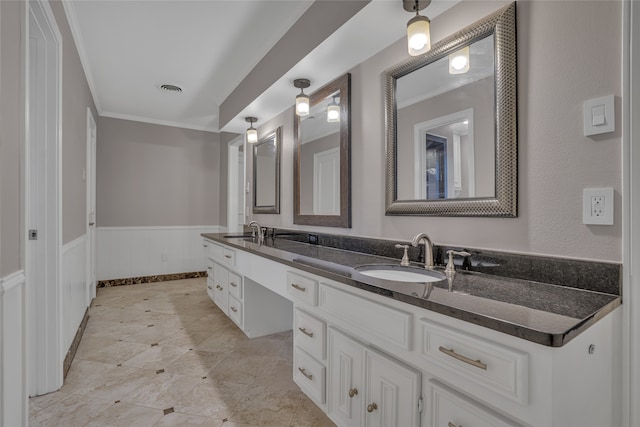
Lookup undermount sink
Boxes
[355,264,445,283]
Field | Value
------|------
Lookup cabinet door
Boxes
[365,349,421,427]
[328,328,365,427]
[212,263,228,313]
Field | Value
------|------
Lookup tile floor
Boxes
[29,278,336,427]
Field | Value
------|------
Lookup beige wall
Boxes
[250,0,622,263]
[50,0,99,244]
[97,117,221,227]
[0,1,22,276]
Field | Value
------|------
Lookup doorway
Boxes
[24,0,63,396]
[86,108,97,303]
[227,136,245,233]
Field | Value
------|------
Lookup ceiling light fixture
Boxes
[293,79,311,116]
[245,117,258,143]
[327,96,340,123]
[449,46,470,74]
[404,0,431,56]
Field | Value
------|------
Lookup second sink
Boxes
[355,264,445,283]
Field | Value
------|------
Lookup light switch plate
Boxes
[583,95,615,136]
[583,187,614,225]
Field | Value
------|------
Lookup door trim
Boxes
[23,0,63,395]
[86,107,97,302]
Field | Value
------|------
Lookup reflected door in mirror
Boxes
[396,35,495,201]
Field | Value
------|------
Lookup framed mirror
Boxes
[385,3,517,217]
[294,73,351,227]
[253,127,281,214]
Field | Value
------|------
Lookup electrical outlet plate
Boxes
[583,187,614,225]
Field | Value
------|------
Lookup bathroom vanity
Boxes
[202,232,621,427]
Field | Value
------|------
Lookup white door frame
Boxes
[623,2,639,426]
[227,135,245,233]
[313,147,340,215]
[86,108,97,302]
[23,0,63,395]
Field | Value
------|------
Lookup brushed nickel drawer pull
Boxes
[230,282,237,287]
[291,283,306,292]
[230,306,238,313]
[367,403,377,413]
[207,286,212,290]
[298,367,313,380]
[207,266,212,270]
[439,346,487,370]
[216,285,223,291]
[448,422,462,427]
[224,254,232,259]
[348,388,358,398]
[298,327,314,338]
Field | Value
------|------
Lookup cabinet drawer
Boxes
[228,272,242,300]
[206,259,214,278]
[319,283,413,351]
[287,272,318,306]
[420,319,528,404]
[293,347,326,404]
[204,240,223,261]
[429,380,523,427]
[222,248,236,267]
[228,295,243,327]
[294,309,326,361]
[206,279,215,301]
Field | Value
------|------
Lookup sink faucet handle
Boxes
[445,250,471,274]
[394,244,410,266]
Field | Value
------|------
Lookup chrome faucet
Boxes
[411,232,434,269]
[248,221,264,244]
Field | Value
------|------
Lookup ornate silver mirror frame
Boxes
[385,2,517,217]
[252,127,281,214]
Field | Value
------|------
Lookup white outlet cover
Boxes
[583,187,614,225]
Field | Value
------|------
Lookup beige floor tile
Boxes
[173,379,249,419]
[164,349,229,377]
[153,412,222,426]
[86,401,164,427]
[122,372,199,409]
[29,394,112,427]
[30,278,334,427]
[228,384,302,426]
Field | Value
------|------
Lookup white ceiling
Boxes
[63,0,459,134]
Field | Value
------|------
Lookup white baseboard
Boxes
[96,225,221,281]
[0,270,27,427]
[62,235,88,352]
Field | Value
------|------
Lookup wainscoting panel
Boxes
[62,234,88,353]
[0,270,27,427]
[96,226,222,281]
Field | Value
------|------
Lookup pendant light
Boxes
[327,96,340,123]
[294,79,311,116]
[245,117,258,143]
[404,0,431,56]
[449,46,470,74]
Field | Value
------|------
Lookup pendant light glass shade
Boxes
[407,14,430,56]
[293,79,311,117]
[245,117,258,143]
[449,46,470,74]
[327,98,340,123]
[296,93,310,116]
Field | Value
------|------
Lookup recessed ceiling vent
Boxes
[159,84,183,93]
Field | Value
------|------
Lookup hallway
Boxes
[28,278,334,426]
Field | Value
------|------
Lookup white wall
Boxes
[96,226,221,280]
[250,0,622,263]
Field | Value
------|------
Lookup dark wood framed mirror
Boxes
[252,127,281,214]
[294,73,351,227]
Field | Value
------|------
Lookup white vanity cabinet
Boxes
[202,237,622,427]
[328,328,421,427]
[202,238,291,337]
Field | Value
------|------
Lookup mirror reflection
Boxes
[253,127,281,214]
[299,90,341,215]
[395,35,495,201]
[294,73,351,228]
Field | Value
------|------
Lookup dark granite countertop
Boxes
[202,233,621,347]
